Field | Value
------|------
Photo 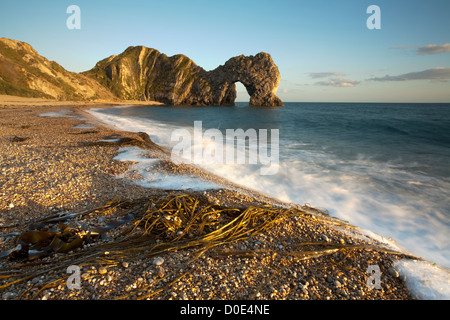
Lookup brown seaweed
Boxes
[0,192,421,298]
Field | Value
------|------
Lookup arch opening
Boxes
[235,81,251,104]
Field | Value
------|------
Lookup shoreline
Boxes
[0,98,421,300]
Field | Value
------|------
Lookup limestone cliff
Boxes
[0,38,116,101]
[83,46,283,106]
[0,38,283,106]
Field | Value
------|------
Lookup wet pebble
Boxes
[389,267,400,278]
[156,266,165,278]
[2,292,16,300]
[153,257,164,266]
[98,266,107,275]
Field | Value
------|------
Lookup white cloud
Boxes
[309,72,345,79]
[315,77,360,87]
[417,44,450,55]
[368,67,450,82]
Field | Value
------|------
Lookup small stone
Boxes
[389,267,400,278]
[320,234,330,242]
[98,266,107,275]
[2,292,16,300]
[41,292,51,300]
[153,257,164,266]
[122,262,129,268]
[334,280,342,288]
[156,266,165,278]
[8,203,14,209]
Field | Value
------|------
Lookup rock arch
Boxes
[84,47,284,107]
[204,52,284,106]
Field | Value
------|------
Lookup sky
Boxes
[1,0,449,102]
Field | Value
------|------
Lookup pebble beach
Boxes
[0,98,419,301]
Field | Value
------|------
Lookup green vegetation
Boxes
[0,39,112,100]
[0,78,53,98]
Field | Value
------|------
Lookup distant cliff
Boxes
[83,46,283,106]
[0,38,283,106]
[0,38,116,101]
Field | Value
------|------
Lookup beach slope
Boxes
[0,97,417,300]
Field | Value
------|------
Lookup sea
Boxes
[87,102,450,299]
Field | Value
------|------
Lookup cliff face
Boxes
[0,38,116,101]
[0,38,283,106]
[84,46,283,106]
[82,46,201,104]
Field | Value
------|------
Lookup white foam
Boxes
[87,108,173,146]
[395,259,450,300]
[73,123,97,129]
[113,146,221,191]
[98,138,120,142]
[39,109,85,120]
[39,110,76,117]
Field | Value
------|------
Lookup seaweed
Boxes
[0,192,421,299]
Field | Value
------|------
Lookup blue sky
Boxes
[1,0,449,102]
